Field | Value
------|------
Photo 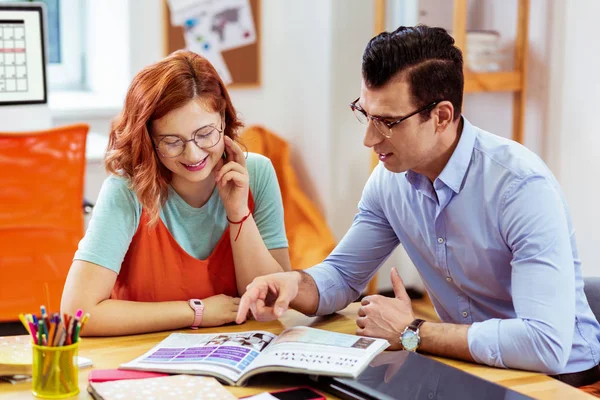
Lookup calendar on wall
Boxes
[0,5,47,105]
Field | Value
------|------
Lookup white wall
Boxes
[228,0,334,215]
[546,0,600,277]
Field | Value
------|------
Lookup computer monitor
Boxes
[0,3,47,106]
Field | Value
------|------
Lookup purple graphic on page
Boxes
[144,347,187,362]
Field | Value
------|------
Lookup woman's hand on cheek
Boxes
[214,136,250,221]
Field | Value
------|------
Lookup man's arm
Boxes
[418,323,474,362]
[304,167,400,315]
[466,175,575,373]
[359,176,575,374]
[420,176,574,372]
[289,271,319,315]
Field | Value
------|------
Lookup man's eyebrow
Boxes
[373,113,401,120]
[368,109,403,120]
[357,101,401,120]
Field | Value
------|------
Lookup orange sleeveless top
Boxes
[111,193,255,302]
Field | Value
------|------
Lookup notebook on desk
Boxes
[312,351,534,400]
[87,375,236,400]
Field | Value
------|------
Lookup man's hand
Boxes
[356,268,415,350]
[236,271,302,324]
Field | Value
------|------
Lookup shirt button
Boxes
[437,237,445,244]
[462,311,468,318]
[446,277,452,282]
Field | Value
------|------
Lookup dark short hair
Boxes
[362,25,463,120]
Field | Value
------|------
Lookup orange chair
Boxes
[242,126,337,271]
[0,124,89,321]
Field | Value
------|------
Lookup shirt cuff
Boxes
[304,263,351,316]
[468,319,507,369]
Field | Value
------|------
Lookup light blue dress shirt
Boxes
[306,118,600,374]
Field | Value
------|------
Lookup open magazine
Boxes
[120,326,389,386]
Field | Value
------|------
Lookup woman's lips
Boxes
[181,155,209,172]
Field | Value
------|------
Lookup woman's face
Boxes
[151,98,225,185]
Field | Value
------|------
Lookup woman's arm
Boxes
[229,214,292,293]
[215,138,292,294]
[61,260,240,336]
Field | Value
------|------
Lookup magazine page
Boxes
[246,327,389,378]
[120,331,276,384]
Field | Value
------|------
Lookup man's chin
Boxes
[382,162,407,174]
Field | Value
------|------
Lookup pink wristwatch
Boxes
[188,299,204,329]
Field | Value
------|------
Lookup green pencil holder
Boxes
[31,341,80,399]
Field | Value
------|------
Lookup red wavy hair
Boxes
[105,50,243,225]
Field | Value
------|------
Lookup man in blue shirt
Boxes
[236,25,600,386]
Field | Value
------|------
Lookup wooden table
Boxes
[0,303,594,399]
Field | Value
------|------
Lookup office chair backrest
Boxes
[0,124,89,321]
[241,125,337,271]
[584,277,600,323]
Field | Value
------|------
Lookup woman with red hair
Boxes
[61,50,291,335]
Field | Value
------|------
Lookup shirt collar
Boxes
[405,117,477,194]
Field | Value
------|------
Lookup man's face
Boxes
[358,78,439,173]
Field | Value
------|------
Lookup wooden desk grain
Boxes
[0,302,593,399]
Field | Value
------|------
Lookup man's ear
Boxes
[435,101,455,133]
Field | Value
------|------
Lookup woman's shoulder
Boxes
[102,174,134,194]
[245,152,273,172]
[98,174,141,208]
[245,152,276,190]
[246,152,275,185]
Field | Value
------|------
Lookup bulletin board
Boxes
[162,0,261,88]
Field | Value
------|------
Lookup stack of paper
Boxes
[168,0,257,85]
[465,30,505,72]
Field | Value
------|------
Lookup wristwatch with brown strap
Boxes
[400,318,425,352]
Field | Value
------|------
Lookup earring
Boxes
[222,151,227,160]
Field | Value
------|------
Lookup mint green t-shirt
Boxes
[74,152,288,274]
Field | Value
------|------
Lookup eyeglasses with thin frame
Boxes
[350,98,441,138]
[155,119,224,158]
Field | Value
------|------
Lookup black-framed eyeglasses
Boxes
[155,119,224,158]
[350,98,441,138]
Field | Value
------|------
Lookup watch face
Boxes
[191,300,203,307]
[401,329,419,351]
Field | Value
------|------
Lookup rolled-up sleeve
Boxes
[305,167,400,315]
[468,175,575,374]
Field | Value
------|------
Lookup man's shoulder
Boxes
[472,127,552,181]
[363,164,412,210]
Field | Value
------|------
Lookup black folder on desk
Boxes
[313,351,533,400]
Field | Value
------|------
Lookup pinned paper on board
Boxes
[185,32,233,85]
[208,0,256,51]
[167,0,216,26]
[168,0,256,85]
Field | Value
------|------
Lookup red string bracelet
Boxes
[227,209,252,241]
